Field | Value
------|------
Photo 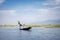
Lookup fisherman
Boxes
[18,21,22,26]
[18,21,22,29]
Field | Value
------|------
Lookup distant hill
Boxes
[33,19,60,24]
[41,19,60,24]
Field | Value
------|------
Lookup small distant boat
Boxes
[18,21,31,30]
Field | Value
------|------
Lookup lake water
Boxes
[0,28,60,40]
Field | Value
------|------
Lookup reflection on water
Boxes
[0,28,60,40]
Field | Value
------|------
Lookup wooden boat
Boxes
[18,21,31,30]
[19,27,31,30]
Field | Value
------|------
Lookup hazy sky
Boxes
[0,0,60,24]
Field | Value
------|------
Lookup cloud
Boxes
[18,14,48,24]
[38,9,49,13]
[0,6,60,24]
[0,10,16,15]
[41,0,60,9]
[54,0,60,5]
[43,0,60,5]
[0,10,17,24]
[15,5,60,24]
[0,0,5,4]
[38,8,60,18]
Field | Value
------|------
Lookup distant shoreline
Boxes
[0,24,60,28]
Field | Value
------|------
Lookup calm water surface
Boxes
[0,27,60,40]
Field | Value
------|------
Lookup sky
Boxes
[0,0,60,24]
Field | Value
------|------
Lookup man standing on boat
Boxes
[18,21,22,29]
[18,21,31,30]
